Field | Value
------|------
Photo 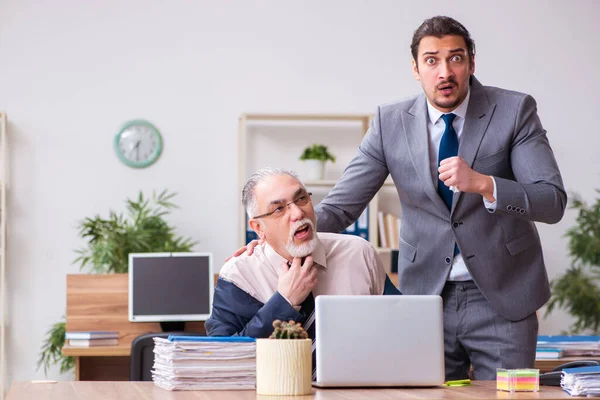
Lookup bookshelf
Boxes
[238,113,400,269]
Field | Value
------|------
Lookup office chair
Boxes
[130,331,203,381]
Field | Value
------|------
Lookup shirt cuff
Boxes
[483,176,497,213]
[280,292,301,311]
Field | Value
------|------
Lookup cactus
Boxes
[269,319,309,339]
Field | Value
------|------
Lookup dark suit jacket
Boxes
[315,76,566,321]
[206,276,400,337]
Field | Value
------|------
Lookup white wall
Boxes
[0,0,598,383]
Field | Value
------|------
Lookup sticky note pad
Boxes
[496,368,539,392]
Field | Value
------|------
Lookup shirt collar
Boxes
[263,234,327,271]
[427,87,471,125]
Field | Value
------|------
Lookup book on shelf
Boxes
[538,335,600,343]
[378,211,400,249]
[377,211,387,248]
[65,331,119,340]
[341,206,369,241]
[384,213,398,249]
[535,347,563,359]
[390,249,399,273]
[537,335,600,357]
[68,338,119,347]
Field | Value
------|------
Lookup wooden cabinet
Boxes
[63,274,206,380]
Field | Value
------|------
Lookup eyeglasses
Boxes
[253,191,313,219]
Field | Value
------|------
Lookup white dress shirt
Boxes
[426,89,498,281]
[219,232,387,304]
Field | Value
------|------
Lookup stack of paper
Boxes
[561,366,600,396]
[537,336,600,357]
[152,336,256,391]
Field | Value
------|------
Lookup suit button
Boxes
[445,257,452,264]
[452,222,460,228]
[519,209,525,214]
[507,205,513,211]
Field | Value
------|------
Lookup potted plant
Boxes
[545,191,600,333]
[37,190,196,375]
[256,320,312,395]
[299,144,335,181]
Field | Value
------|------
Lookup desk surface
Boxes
[62,340,592,373]
[7,381,570,400]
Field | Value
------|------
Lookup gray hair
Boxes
[242,167,303,218]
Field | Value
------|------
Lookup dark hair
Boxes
[410,16,475,66]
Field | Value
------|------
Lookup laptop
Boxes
[313,295,445,387]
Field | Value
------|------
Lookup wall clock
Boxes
[114,119,163,168]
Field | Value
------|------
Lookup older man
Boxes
[206,167,398,339]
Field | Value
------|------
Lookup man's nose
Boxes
[439,60,454,80]
[288,202,304,220]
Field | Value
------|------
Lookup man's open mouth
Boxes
[438,83,455,95]
[294,223,310,239]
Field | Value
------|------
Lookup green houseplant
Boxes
[256,320,312,395]
[299,144,335,181]
[299,144,336,163]
[37,190,196,375]
[545,190,600,333]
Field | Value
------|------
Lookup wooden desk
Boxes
[62,343,132,381]
[6,381,570,400]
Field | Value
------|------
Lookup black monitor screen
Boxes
[130,253,212,321]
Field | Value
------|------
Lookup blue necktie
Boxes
[438,113,460,256]
[438,113,458,209]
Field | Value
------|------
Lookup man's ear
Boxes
[249,219,266,240]
[412,59,420,81]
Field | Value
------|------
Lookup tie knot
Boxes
[441,113,456,126]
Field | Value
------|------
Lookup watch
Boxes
[114,120,163,168]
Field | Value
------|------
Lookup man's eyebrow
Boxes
[293,187,305,198]
[421,48,466,57]
[267,187,305,206]
[268,198,285,206]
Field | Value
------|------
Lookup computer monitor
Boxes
[128,252,213,331]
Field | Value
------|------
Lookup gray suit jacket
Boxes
[315,76,566,321]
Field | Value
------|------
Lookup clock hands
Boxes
[133,140,141,162]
